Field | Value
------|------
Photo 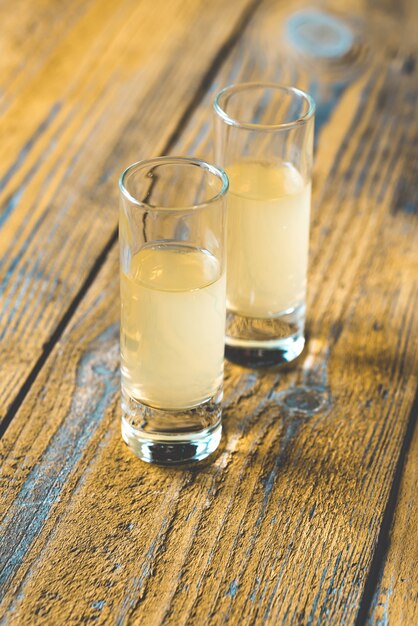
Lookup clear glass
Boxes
[119,157,228,464]
[213,83,315,367]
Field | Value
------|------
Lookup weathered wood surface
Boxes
[367,418,418,626]
[1,0,418,624]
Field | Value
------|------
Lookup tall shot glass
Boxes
[119,157,228,464]
[213,83,315,367]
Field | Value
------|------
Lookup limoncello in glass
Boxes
[227,161,310,317]
[119,157,228,464]
[214,83,315,366]
[121,243,225,410]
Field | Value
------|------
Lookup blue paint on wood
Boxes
[0,191,79,335]
[381,584,392,626]
[306,563,329,625]
[0,261,33,340]
[0,188,24,229]
[250,576,260,602]
[0,176,71,310]
[0,101,83,258]
[185,506,196,523]
[91,600,105,610]
[319,75,379,193]
[0,103,116,340]
[367,580,392,626]
[13,273,61,339]
[115,526,167,626]
[0,325,119,598]
[209,50,247,98]
[16,200,83,334]
[262,463,279,498]
[227,579,238,598]
[308,503,316,520]
[0,203,49,278]
[2,258,43,335]
[392,177,418,215]
[0,102,62,193]
[258,504,314,619]
[285,11,354,60]
[188,122,210,156]
[310,80,348,142]
[317,551,342,622]
[97,168,114,185]
[0,105,69,232]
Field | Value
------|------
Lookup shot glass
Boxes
[119,157,228,464]
[213,83,315,367]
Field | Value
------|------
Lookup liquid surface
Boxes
[226,161,311,317]
[121,243,225,410]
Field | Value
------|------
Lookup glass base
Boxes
[121,390,222,465]
[225,304,305,367]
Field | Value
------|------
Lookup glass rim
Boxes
[213,82,315,131]
[119,156,229,211]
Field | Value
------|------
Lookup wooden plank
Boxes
[1,0,418,624]
[0,0,94,114]
[366,418,418,626]
[0,0,257,428]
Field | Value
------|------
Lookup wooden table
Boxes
[1,0,417,624]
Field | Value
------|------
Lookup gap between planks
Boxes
[357,390,418,625]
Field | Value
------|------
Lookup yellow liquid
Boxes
[121,243,225,410]
[226,161,311,317]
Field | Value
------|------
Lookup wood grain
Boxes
[366,419,418,626]
[0,0,257,428]
[0,0,93,114]
[1,0,418,625]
